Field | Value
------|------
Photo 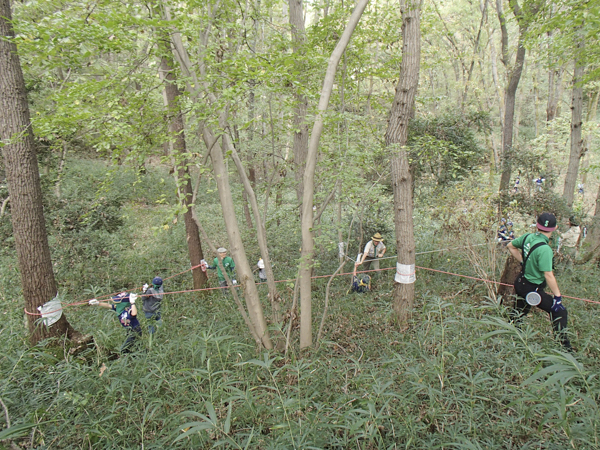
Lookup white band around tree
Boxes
[395,263,416,284]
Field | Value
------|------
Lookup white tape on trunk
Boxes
[37,295,63,327]
[395,263,416,284]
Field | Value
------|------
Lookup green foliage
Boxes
[2,157,600,449]
[408,112,488,185]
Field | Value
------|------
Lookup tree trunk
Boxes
[579,183,600,263]
[497,0,537,192]
[385,0,421,324]
[497,253,520,303]
[159,39,208,290]
[562,54,585,208]
[298,0,369,348]
[289,0,310,206]
[223,133,282,327]
[581,87,600,187]
[203,128,273,350]
[1,0,77,345]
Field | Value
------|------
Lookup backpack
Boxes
[350,274,371,293]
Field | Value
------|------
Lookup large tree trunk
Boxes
[159,40,208,290]
[562,55,585,208]
[298,0,369,348]
[1,0,77,345]
[385,0,421,324]
[289,0,310,206]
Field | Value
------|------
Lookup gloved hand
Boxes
[130,293,138,305]
[143,283,149,292]
[232,279,237,285]
[551,296,565,312]
[89,299,99,306]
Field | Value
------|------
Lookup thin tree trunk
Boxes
[289,0,310,206]
[299,0,369,348]
[54,140,68,198]
[497,0,537,192]
[224,133,282,326]
[1,0,77,345]
[461,0,488,110]
[385,0,421,325]
[159,39,208,290]
[563,54,585,208]
[203,128,273,350]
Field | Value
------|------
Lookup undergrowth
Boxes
[1,161,599,449]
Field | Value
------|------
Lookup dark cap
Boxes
[536,212,557,232]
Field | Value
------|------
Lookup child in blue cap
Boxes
[89,291,142,353]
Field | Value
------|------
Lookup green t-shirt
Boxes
[213,256,235,282]
[511,232,553,285]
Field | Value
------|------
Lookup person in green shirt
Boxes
[507,212,573,351]
[207,247,237,288]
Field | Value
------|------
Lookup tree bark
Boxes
[0,0,77,345]
[579,183,600,263]
[385,0,421,325]
[562,54,585,208]
[298,0,369,348]
[497,0,537,192]
[158,38,208,290]
[289,0,310,206]
[203,128,273,350]
[224,133,282,327]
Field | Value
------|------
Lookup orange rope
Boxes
[24,259,600,317]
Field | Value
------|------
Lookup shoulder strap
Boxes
[522,234,549,273]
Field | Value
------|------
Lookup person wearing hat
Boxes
[207,247,237,288]
[557,216,581,259]
[88,291,142,353]
[507,212,573,351]
[257,258,267,283]
[141,277,164,334]
[355,232,387,272]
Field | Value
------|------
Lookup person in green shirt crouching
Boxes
[507,212,573,351]
[208,247,237,290]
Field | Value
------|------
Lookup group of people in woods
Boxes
[85,247,251,354]
[88,211,578,355]
[88,277,164,353]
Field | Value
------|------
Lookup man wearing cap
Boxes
[142,277,164,334]
[507,212,573,351]
[88,291,142,353]
[207,248,237,288]
[356,232,387,272]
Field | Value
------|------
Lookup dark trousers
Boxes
[512,274,571,349]
[121,325,142,353]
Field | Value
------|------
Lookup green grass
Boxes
[1,161,599,449]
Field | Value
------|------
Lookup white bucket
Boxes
[526,291,541,306]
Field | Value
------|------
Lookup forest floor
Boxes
[1,160,599,449]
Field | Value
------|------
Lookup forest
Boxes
[1,0,600,447]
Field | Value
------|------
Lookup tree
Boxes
[299,0,369,348]
[562,52,585,208]
[158,33,208,290]
[289,0,310,206]
[385,0,421,324]
[496,0,540,193]
[1,0,79,345]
